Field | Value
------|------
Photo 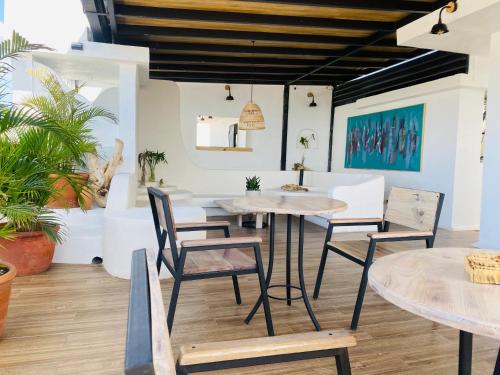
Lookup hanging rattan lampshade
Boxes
[239,100,265,130]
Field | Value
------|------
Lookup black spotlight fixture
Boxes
[431,1,458,35]
[225,84,234,100]
[307,92,317,107]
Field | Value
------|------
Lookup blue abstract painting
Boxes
[345,104,424,171]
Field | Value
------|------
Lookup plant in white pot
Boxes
[245,176,261,197]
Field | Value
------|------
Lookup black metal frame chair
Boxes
[313,187,445,330]
[147,187,274,336]
[125,248,356,375]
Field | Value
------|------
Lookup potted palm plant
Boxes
[138,150,167,185]
[0,261,16,336]
[24,72,117,209]
[0,32,72,276]
[245,176,261,197]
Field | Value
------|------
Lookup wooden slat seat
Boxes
[163,248,256,275]
[328,240,409,263]
[368,230,433,240]
[178,330,356,366]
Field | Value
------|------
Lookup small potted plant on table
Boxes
[245,176,261,197]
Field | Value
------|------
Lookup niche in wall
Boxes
[195,115,251,152]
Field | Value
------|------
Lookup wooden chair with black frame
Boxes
[147,187,274,336]
[125,248,357,375]
[313,187,445,330]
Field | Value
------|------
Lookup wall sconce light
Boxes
[307,92,317,107]
[225,85,234,101]
[431,1,458,35]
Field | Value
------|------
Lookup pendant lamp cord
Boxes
[251,40,255,102]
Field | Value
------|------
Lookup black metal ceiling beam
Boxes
[118,25,396,47]
[236,0,440,13]
[150,64,364,77]
[114,5,396,32]
[125,40,419,61]
[335,52,466,94]
[150,76,333,85]
[150,71,342,81]
[81,0,112,43]
[150,72,338,84]
[287,12,432,84]
[105,0,118,42]
[333,53,469,106]
[149,54,395,68]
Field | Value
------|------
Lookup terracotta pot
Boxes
[47,173,89,209]
[0,231,56,276]
[0,261,16,336]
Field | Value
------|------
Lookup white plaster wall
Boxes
[331,76,484,230]
[177,83,284,171]
[3,0,88,52]
[287,85,333,172]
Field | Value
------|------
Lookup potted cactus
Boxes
[245,176,261,197]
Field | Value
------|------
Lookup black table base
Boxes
[245,213,321,331]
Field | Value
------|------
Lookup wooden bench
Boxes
[125,248,357,374]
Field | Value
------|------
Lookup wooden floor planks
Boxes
[0,216,497,374]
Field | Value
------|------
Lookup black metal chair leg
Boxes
[313,223,334,299]
[335,348,352,375]
[350,240,376,330]
[298,215,321,331]
[426,237,435,248]
[232,275,242,305]
[167,276,182,333]
[254,244,275,336]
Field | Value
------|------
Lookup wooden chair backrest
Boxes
[125,249,177,375]
[385,187,444,232]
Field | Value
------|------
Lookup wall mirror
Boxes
[195,115,252,152]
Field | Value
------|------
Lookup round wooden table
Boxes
[233,195,348,331]
[368,247,500,375]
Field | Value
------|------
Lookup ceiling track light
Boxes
[431,1,458,35]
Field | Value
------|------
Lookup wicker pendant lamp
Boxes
[239,41,266,130]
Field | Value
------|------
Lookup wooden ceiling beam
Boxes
[237,0,439,14]
[149,54,394,68]
[117,25,397,47]
[114,5,396,32]
[124,40,417,60]
[149,63,370,76]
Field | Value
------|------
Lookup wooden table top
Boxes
[232,195,347,216]
[214,199,265,214]
[368,247,500,340]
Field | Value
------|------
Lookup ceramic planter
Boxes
[0,261,16,336]
[47,173,92,209]
[245,190,261,197]
[0,231,56,276]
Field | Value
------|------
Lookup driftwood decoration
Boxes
[87,138,124,208]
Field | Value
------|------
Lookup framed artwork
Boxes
[344,104,425,172]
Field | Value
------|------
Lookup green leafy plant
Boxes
[138,150,167,183]
[299,133,315,149]
[245,176,261,191]
[0,32,65,241]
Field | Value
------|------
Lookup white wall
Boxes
[287,85,333,171]
[178,83,284,171]
[331,75,484,230]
